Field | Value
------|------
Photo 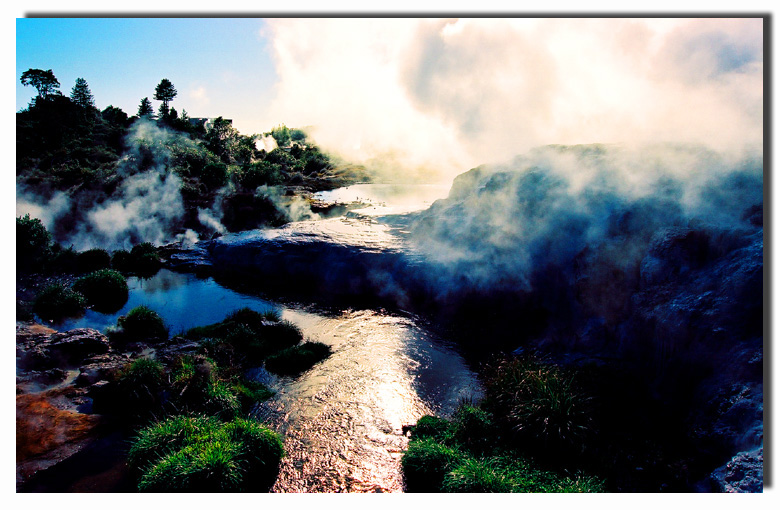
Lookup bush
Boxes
[111,249,132,273]
[187,308,301,364]
[441,457,515,493]
[240,161,283,189]
[264,341,332,376]
[76,248,111,274]
[451,403,495,454]
[200,162,228,191]
[401,438,463,492]
[115,305,168,343]
[17,214,52,272]
[32,283,86,321]
[129,242,162,276]
[48,244,79,273]
[129,415,284,492]
[72,269,128,312]
[93,357,168,418]
[482,356,594,456]
[410,415,452,442]
[201,381,241,420]
[232,379,274,413]
[128,415,221,474]
[138,438,244,492]
[222,418,285,487]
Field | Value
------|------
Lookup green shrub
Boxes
[264,341,331,376]
[138,439,244,492]
[187,308,301,364]
[232,379,274,413]
[32,283,86,321]
[401,438,463,492]
[441,457,515,493]
[76,248,111,274]
[48,244,79,273]
[222,418,285,488]
[410,415,452,442]
[239,161,283,189]
[111,249,132,273]
[17,214,52,272]
[73,269,129,312]
[130,415,284,492]
[482,356,594,456]
[115,305,168,343]
[200,162,228,191]
[129,242,161,276]
[451,403,495,454]
[128,415,222,474]
[93,357,169,418]
[201,381,241,420]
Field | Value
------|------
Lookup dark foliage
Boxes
[112,305,168,344]
[264,341,332,376]
[76,248,112,274]
[32,283,86,321]
[17,214,52,273]
[72,268,129,313]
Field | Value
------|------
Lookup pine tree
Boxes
[137,97,154,118]
[154,78,177,118]
[70,77,96,109]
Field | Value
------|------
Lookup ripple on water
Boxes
[263,308,482,492]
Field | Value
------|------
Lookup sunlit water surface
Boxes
[51,268,482,492]
[313,183,451,216]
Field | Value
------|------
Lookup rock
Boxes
[710,447,763,492]
[16,389,103,487]
[17,326,110,370]
[16,368,69,391]
[75,352,132,387]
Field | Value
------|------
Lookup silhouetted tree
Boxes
[70,77,95,109]
[20,68,60,99]
[138,97,154,118]
[154,78,177,118]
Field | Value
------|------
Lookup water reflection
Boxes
[50,269,482,492]
[313,183,450,216]
[52,269,280,335]
[260,309,481,492]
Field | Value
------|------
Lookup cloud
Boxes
[264,18,763,182]
[188,85,211,109]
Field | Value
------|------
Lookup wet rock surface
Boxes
[15,323,139,490]
[709,447,763,492]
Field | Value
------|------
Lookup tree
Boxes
[154,78,177,118]
[137,97,154,118]
[20,68,60,99]
[70,77,95,109]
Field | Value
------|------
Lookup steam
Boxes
[410,143,763,296]
[255,185,321,222]
[17,120,209,251]
[263,18,762,182]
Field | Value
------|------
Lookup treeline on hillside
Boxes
[17,69,370,242]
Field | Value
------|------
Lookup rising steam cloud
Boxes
[263,18,763,181]
[17,120,201,251]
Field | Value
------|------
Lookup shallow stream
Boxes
[47,185,483,492]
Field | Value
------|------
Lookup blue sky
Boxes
[16,18,279,134]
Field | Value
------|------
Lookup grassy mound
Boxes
[128,415,284,492]
[113,305,168,343]
[186,308,303,365]
[32,283,86,321]
[76,248,111,274]
[401,398,604,493]
[72,268,129,312]
[264,341,332,376]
